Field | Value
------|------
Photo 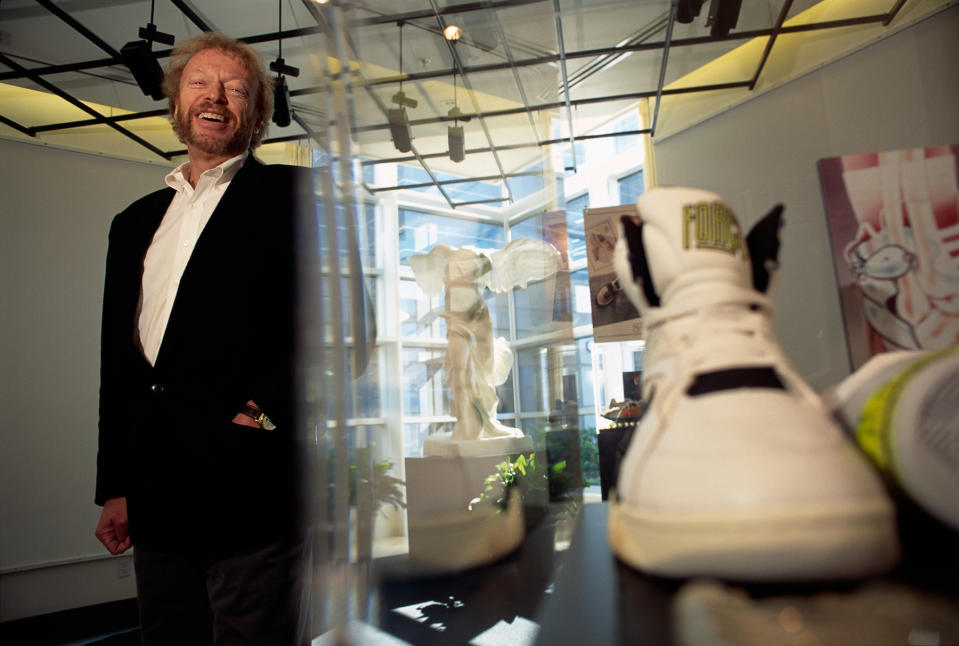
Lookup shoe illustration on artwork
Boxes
[607,187,899,581]
[596,278,622,306]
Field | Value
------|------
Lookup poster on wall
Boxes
[817,145,959,371]
[584,205,642,343]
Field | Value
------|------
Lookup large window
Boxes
[618,169,645,205]
[347,107,647,520]
[398,209,505,265]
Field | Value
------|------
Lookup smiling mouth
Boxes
[197,112,226,122]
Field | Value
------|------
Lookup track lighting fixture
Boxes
[389,21,416,153]
[448,124,465,163]
[388,107,413,153]
[270,0,299,127]
[674,0,742,38]
[447,68,470,163]
[138,22,174,46]
[121,0,172,101]
[273,76,291,128]
[121,40,165,100]
[443,24,462,41]
[704,0,743,38]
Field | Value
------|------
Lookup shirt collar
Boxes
[165,152,248,192]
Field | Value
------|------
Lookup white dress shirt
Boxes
[137,153,247,366]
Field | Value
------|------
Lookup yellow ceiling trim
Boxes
[665,0,953,92]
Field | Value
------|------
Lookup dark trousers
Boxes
[133,540,306,646]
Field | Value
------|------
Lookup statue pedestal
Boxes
[423,431,533,457]
[405,450,538,571]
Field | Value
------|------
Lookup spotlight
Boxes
[272,76,291,128]
[138,22,175,46]
[391,91,418,109]
[443,24,462,41]
[120,40,165,101]
[448,124,464,163]
[705,0,743,37]
[675,0,705,23]
[447,106,471,122]
[270,57,300,78]
[388,108,412,153]
[270,0,298,129]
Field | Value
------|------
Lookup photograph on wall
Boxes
[584,205,642,343]
[817,145,959,371]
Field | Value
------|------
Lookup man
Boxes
[94,32,306,644]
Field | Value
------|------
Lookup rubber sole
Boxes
[608,494,899,581]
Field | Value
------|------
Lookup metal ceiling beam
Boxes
[453,197,511,206]
[489,9,542,148]
[362,128,651,168]
[352,80,749,134]
[0,114,36,137]
[169,0,215,33]
[565,11,669,91]
[30,108,169,132]
[750,0,793,91]
[367,170,544,192]
[22,77,745,138]
[356,0,546,27]
[35,0,121,59]
[0,57,120,82]
[0,52,171,159]
[364,67,457,209]
[552,0,577,172]
[649,0,677,137]
[884,0,910,26]
[0,11,896,84]
[430,0,517,204]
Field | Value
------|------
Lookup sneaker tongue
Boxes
[637,187,752,299]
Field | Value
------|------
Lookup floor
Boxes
[0,598,141,646]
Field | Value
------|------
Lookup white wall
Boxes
[652,6,959,390]
[0,138,167,621]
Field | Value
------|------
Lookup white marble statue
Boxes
[410,238,562,456]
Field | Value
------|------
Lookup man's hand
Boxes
[95,497,131,555]
[232,399,262,428]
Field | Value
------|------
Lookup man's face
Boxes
[173,48,260,158]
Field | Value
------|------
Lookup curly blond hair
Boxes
[161,32,273,149]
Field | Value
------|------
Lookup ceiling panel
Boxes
[0,0,942,200]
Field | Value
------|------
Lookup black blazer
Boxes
[96,157,307,557]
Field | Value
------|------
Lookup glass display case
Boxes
[291,3,957,645]
[297,4,653,643]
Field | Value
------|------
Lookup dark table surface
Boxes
[373,497,958,645]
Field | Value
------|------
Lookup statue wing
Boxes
[409,244,452,296]
[486,238,562,293]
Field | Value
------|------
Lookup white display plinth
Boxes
[422,432,533,457]
[405,452,532,571]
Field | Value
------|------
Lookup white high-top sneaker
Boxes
[607,187,899,581]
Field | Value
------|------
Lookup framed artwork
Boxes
[817,145,959,370]
[583,204,642,343]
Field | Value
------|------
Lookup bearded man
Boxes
[93,32,306,644]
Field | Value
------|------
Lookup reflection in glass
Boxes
[401,347,448,418]
[398,209,505,266]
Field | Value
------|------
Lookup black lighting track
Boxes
[750,0,795,90]
[363,129,652,167]
[0,0,914,179]
[0,4,903,85]
[0,51,172,159]
[169,0,215,32]
[35,0,121,58]
[355,0,548,27]
[428,0,517,204]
